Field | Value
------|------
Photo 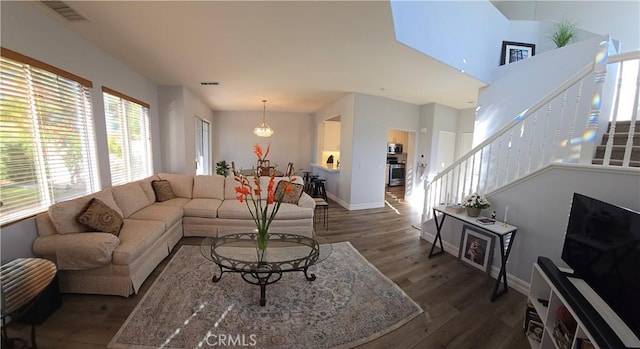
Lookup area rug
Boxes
[108,242,423,349]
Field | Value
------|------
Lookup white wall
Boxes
[215,111,314,174]
[420,103,474,181]
[0,1,161,259]
[351,94,420,209]
[494,1,640,52]
[315,94,355,205]
[158,86,215,175]
[391,0,508,84]
[423,164,640,291]
[185,87,215,174]
[158,86,186,174]
[475,35,609,145]
[456,108,476,159]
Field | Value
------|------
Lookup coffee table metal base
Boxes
[211,264,317,306]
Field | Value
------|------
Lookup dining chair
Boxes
[231,161,238,176]
[284,162,294,177]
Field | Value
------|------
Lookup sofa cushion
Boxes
[193,175,225,200]
[224,175,241,199]
[154,198,191,208]
[128,205,183,228]
[217,199,256,219]
[54,233,120,270]
[158,173,194,198]
[271,203,314,219]
[217,200,312,220]
[112,219,166,265]
[111,182,150,218]
[183,198,222,219]
[274,181,304,204]
[136,175,160,204]
[76,198,124,236]
[152,180,176,202]
[49,189,122,234]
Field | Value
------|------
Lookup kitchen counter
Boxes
[311,163,340,172]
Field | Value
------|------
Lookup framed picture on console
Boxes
[501,41,536,65]
[459,225,494,273]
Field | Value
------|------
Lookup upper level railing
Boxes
[422,48,640,222]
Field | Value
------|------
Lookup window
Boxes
[195,117,211,175]
[0,48,99,225]
[103,87,152,185]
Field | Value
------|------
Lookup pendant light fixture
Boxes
[253,99,274,137]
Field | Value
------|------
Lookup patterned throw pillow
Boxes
[76,198,124,236]
[152,180,176,202]
[274,181,304,204]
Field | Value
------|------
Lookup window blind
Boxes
[0,53,99,225]
[103,87,152,185]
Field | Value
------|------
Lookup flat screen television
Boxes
[561,193,640,339]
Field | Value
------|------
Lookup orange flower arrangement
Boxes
[234,143,294,250]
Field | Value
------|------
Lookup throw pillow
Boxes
[76,198,124,236]
[152,180,176,202]
[274,181,304,204]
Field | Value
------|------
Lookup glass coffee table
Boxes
[200,232,332,306]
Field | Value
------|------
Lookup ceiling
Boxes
[32,1,486,113]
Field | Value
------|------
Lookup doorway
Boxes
[385,129,410,202]
[195,117,211,175]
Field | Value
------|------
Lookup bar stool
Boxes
[306,174,319,195]
[302,171,312,192]
[311,178,327,201]
[313,198,329,230]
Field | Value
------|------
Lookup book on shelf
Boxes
[526,320,544,343]
[524,301,542,333]
[576,338,595,349]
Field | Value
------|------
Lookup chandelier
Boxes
[253,99,274,137]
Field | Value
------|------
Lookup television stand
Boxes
[525,257,639,349]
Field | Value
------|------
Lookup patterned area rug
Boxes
[108,242,423,349]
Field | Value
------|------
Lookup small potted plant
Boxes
[215,160,230,176]
[462,193,491,217]
[548,19,578,48]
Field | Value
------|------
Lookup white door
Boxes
[436,131,456,174]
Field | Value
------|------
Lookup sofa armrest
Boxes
[33,233,120,270]
[297,192,316,209]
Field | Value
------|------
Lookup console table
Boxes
[430,205,518,302]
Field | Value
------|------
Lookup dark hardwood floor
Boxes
[6,190,530,348]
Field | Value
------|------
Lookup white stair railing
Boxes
[422,48,640,223]
[600,51,640,167]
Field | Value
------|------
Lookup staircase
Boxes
[421,49,640,223]
[592,121,640,167]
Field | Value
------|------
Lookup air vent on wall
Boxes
[41,1,87,22]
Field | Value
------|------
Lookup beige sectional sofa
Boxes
[32,173,314,297]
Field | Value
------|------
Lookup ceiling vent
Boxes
[41,1,87,22]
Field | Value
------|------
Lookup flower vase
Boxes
[256,229,269,264]
[466,207,481,217]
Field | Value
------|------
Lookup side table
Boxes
[430,205,518,302]
[1,258,58,349]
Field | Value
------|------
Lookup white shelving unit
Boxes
[526,258,640,349]
[526,263,598,349]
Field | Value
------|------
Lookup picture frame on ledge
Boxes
[501,41,536,65]
[459,225,494,273]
